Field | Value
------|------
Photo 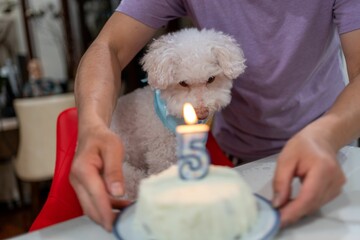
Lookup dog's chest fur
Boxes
[110,86,177,173]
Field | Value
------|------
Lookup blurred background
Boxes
[1,0,359,239]
[1,0,121,101]
[0,0,190,238]
[0,0,159,238]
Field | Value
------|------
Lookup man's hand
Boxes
[271,28,360,227]
[69,125,130,231]
[70,12,157,231]
[272,128,346,227]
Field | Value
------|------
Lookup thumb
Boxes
[272,155,295,208]
[103,138,125,198]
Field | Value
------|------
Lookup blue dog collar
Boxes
[154,89,208,133]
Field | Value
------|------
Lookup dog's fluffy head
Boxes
[140,28,246,119]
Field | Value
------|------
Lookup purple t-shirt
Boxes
[117,0,360,160]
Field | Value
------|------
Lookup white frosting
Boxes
[134,165,258,240]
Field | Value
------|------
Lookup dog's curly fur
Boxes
[110,28,246,200]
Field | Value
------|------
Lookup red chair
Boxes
[30,108,82,231]
[30,107,233,231]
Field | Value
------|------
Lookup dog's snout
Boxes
[194,107,209,120]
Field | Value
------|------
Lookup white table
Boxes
[11,146,360,240]
[237,146,360,240]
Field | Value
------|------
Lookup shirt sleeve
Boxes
[116,0,187,29]
[333,0,360,34]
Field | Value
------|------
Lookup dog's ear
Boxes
[211,33,246,80]
[140,37,179,89]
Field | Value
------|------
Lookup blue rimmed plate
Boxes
[113,194,280,240]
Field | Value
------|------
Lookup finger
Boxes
[279,166,327,227]
[272,152,296,208]
[70,163,101,222]
[322,161,346,205]
[319,173,345,206]
[110,198,133,209]
[102,137,125,197]
[72,164,115,231]
[72,181,102,225]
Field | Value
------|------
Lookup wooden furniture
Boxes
[13,93,75,217]
[0,117,19,204]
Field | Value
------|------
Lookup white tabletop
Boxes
[11,146,360,240]
[236,146,360,240]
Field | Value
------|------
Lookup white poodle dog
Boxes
[110,28,246,200]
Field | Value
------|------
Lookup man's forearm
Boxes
[75,41,122,131]
[306,28,360,151]
[308,73,360,151]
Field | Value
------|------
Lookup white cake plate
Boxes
[113,194,280,240]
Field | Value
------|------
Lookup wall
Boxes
[0,0,27,56]
[1,0,67,81]
[2,0,122,83]
[27,0,67,81]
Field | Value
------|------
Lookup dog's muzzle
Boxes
[194,107,209,120]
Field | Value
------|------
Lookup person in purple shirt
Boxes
[70,0,360,231]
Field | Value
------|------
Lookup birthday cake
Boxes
[133,165,258,240]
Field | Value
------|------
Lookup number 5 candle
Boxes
[176,103,210,180]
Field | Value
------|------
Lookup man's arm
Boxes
[314,29,360,149]
[70,12,157,231]
[272,29,360,226]
[75,12,157,129]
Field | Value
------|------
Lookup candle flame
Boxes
[183,103,198,124]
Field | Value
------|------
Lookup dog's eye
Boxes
[179,81,189,87]
[207,76,216,84]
